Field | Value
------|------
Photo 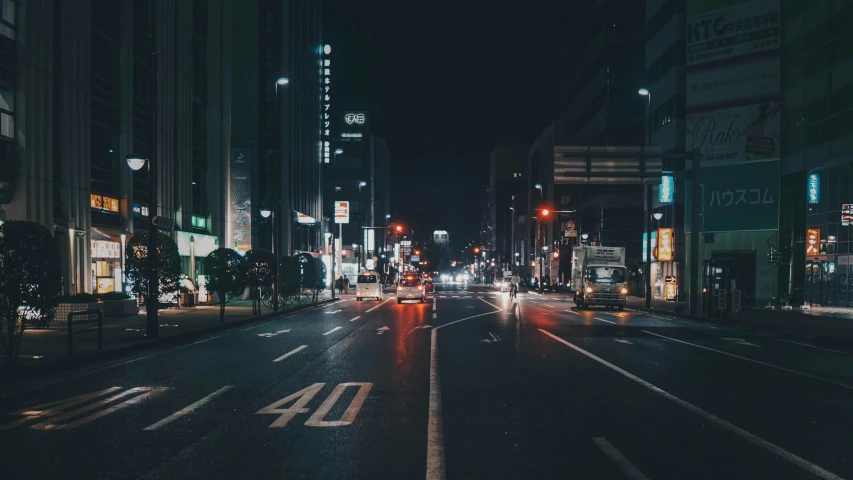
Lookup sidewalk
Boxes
[2,292,339,382]
[625,296,853,347]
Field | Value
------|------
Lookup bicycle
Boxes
[509,285,518,300]
[284,289,311,308]
[260,288,284,310]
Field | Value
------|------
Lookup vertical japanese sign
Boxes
[657,228,673,262]
[642,231,657,262]
[807,173,820,204]
[229,149,251,252]
[323,44,331,146]
[842,204,853,226]
[806,228,820,256]
[660,175,674,204]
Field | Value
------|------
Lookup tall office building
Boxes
[1,0,232,295]
[231,0,323,257]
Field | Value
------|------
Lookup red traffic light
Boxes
[542,208,550,216]
[473,247,480,254]
[414,250,421,255]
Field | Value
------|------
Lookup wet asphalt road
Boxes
[2,283,853,479]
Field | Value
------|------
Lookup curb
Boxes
[0,298,340,386]
[625,305,737,327]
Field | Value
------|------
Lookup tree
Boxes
[125,231,182,305]
[204,248,245,323]
[0,221,63,368]
[280,255,300,297]
[244,248,275,315]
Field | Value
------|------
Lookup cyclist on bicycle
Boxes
[510,274,520,298]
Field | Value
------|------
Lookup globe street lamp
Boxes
[126,153,159,339]
[276,77,289,86]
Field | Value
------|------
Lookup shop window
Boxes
[0,87,13,139]
[0,0,14,40]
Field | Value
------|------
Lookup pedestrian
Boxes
[337,276,344,294]
[343,276,350,294]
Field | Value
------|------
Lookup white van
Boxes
[356,272,382,301]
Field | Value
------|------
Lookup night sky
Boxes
[323,1,573,244]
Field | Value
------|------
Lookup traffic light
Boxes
[395,225,403,233]
[541,208,550,217]
[414,250,421,256]
[473,247,480,254]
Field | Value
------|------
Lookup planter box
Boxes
[55,302,102,324]
[100,298,139,316]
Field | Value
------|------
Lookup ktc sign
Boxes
[660,175,674,204]
[334,201,349,224]
[806,228,820,256]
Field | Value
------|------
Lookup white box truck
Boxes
[572,246,628,309]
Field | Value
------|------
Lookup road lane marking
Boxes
[433,313,437,319]
[304,382,373,427]
[325,309,342,315]
[428,304,504,480]
[273,345,307,362]
[595,317,617,324]
[721,337,761,347]
[144,386,234,430]
[591,437,650,480]
[1,387,123,430]
[257,383,324,427]
[367,298,392,312]
[31,387,168,430]
[773,338,849,354]
[564,310,581,315]
[323,326,343,336]
[433,300,437,311]
[538,329,844,480]
[614,338,633,345]
[641,330,853,391]
[349,315,361,322]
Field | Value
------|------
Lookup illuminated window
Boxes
[192,215,206,229]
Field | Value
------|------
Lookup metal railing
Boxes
[67,309,103,357]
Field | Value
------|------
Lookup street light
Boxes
[639,87,653,308]
[126,153,159,339]
[358,180,367,187]
[277,77,289,86]
[652,212,663,221]
[259,207,280,311]
[335,148,344,155]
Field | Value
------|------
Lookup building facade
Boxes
[488,143,527,266]
[2,0,232,295]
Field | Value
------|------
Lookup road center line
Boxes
[433,300,437,311]
[538,329,844,480]
[642,330,853,391]
[144,386,234,431]
[427,303,504,480]
[564,310,581,315]
[323,326,343,336]
[595,317,617,324]
[273,345,307,362]
[367,298,392,313]
[774,338,849,354]
[349,316,361,322]
[591,437,650,480]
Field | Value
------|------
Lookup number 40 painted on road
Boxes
[256,382,373,428]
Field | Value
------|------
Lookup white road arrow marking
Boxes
[325,310,342,315]
[721,337,761,347]
[377,326,390,335]
[480,332,501,343]
[408,325,435,334]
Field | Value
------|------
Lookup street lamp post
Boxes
[639,87,654,308]
[127,153,158,339]
[260,208,279,311]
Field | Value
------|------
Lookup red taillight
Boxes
[417,285,423,291]
[397,286,402,291]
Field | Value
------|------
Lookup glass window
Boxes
[586,266,626,284]
[400,276,422,286]
[1,112,12,138]
[357,274,377,284]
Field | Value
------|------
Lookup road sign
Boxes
[732,290,742,312]
[717,288,727,310]
[334,201,350,224]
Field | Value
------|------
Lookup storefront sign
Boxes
[345,113,366,124]
[177,232,219,257]
[701,161,779,232]
[686,0,781,67]
[665,282,678,300]
[657,228,674,262]
[807,173,820,204]
[229,149,251,252]
[91,240,121,259]
[334,201,350,224]
[90,194,119,213]
[686,57,780,110]
[642,230,657,262]
[132,203,150,217]
[806,228,820,256]
[686,101,780,166]
[660,175,675,204]
[843,204,853,226]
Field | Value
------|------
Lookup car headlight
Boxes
[620,287,628,295]
[585,286,593,294]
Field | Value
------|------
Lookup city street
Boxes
[2,284,853,480]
